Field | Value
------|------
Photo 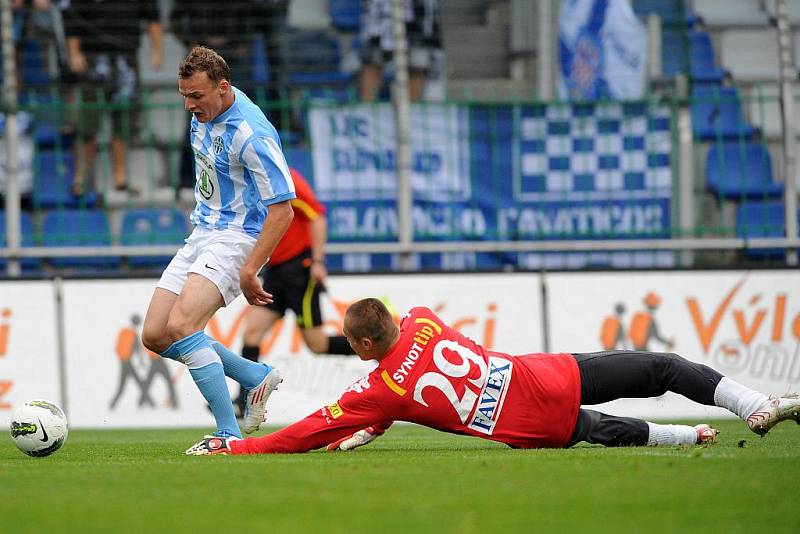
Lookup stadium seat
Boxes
[735,201,791,237]
[631,0,687,27]
[330,0,361,32]
[120,208,188,268]
[660,29,689,76]
[32,150,98,208]
[688,31,725,83]
[18,90,71,149]
[735,200,798,258]
[691,87,755,140]
[284,29,354,86]
[0,210,41,272]
[41,209,119,269]
[20,39,52,87]
[706,142,783,199]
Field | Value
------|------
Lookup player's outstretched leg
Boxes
[574,350,799,437]
[567,409,718,447]
[206,336,283,434]
[161,331,241,442]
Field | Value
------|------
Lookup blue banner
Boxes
[304,101,673,272]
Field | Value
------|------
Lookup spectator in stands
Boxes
[63,0,164,196]
[359,0,441,102]
[24,0,69,82]
[234,166,355,417]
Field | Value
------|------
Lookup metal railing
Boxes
[2,0,799,276]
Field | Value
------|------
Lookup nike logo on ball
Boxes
[38,418,49,442]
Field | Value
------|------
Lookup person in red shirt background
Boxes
[190,299,800,455]
[234,167,356,416]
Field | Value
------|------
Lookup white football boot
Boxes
[243,367,283,434]
[746,394,800,436]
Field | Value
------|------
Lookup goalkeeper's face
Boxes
[179,71,232,123]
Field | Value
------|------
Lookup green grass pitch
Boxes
[1,420,798,533]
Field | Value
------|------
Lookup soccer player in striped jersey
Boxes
[142,46,295,452]
[187,298,800,455]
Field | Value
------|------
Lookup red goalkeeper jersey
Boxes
[231,307,581,454]
[268,168,326,266]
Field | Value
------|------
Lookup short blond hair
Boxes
[178,46,230,84]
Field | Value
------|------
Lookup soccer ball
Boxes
[9,399,68,457]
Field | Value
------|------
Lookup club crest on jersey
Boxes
[212,136,224,155]
[468,356,513,435]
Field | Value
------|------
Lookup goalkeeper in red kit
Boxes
[187,298,800,455]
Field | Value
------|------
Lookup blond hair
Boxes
[178,46,230,84]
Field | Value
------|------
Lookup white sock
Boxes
[646,422,698,446]
[713,377,769,421]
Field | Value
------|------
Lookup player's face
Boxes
[342,324,372,361]
[178,71,230,122]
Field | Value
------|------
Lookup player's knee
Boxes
[165,315,194,344]
[141,327,168,354]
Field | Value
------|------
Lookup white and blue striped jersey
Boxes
[189,87,296,238]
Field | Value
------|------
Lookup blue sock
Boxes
[189,363,240,438]
[168,331,241,439]
[206,335,271,390]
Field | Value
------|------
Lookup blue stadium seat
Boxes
[41,209,119,269]
[691,87,755,140]
[330,0,361,32]
[631,0,687,26]
[706,142,783,199]
[0,210,41,272]
[284,30,354,87]
[688,31,725,82]
[32,150,97,208]
[120,208,188,268]
[735,201,790,237]
[18,90,72,148]
[661,29,689,76]
[20,39,52,87]
[735,200,798,258]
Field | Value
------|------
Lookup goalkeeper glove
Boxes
[326,426,381,452]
